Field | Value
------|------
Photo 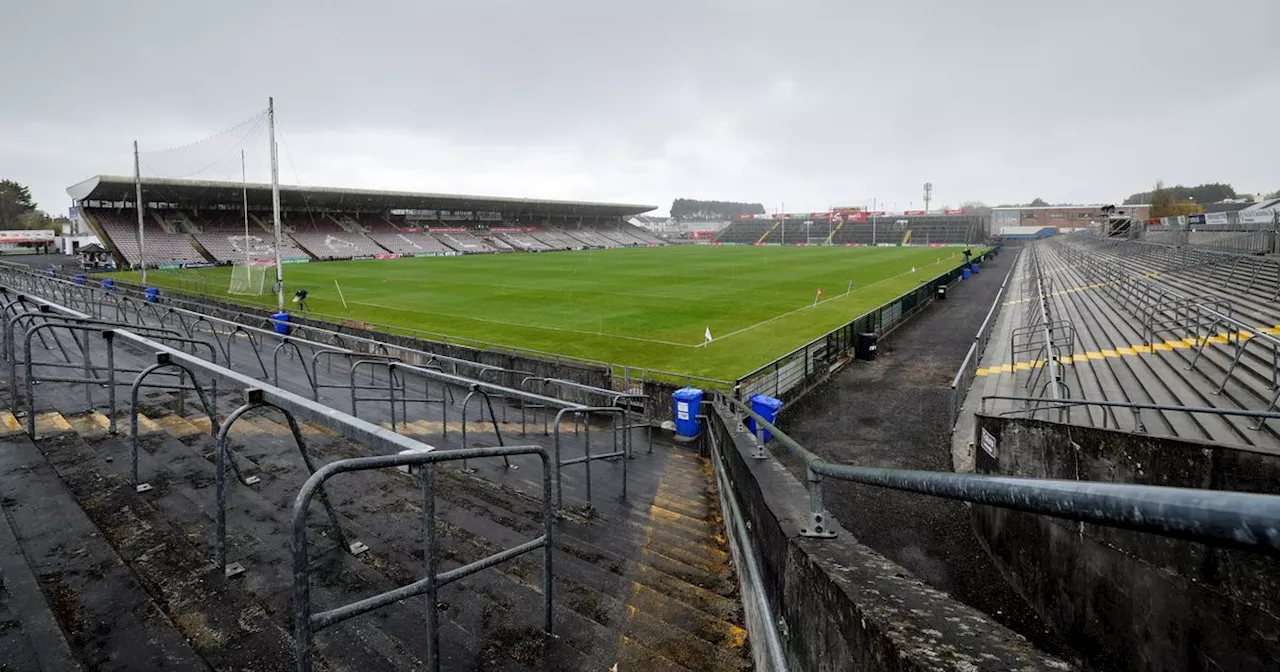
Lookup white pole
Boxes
[268,97,284,312]
[134,140,146,284]
[241,149,250,269]
[872,197,877,246]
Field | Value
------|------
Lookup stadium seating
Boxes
[285,214,387,260]
[529,228,582,250]
[430,229,498,253]
[361,217,458,256]
[620,222,664,245]
[189,210,309,263]
[493,230,553,251]
[85,207,207,267]
[714,219,773,244]
[561,228,616,248]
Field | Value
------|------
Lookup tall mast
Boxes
[242,149,250,269]
[134,140,146,284]
[269,97,284,311]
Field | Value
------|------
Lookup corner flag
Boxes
[704,327,713,344]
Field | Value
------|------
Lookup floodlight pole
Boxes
[268,97,284,312]
[872,198,877,246]
[241,149,250,269]
[133,140,146,284]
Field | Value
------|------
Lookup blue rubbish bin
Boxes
[271,311,291,336]
[101,278,115,290]
[672,387,703,438]
[961,267,971,281]
[972,262,981,274]
[144,287,160,303]
[747,394,784,443]
[74,274,86,285]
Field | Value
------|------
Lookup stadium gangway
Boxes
[949,251,1021,430]
[0,284,555,672]
[722,393,1280,555]
[521,375,653,454]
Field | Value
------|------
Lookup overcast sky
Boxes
[3,0,1277,216]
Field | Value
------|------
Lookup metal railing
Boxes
[0,283,559,672]
[292,444,553,672]
[720,393,1280,555]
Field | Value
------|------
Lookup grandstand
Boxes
[714,213,984,246]
[67,175,658,269]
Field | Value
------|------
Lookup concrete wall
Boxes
[973,414,1280,671]
[707,406,1072,671]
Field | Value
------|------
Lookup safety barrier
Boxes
[949,250,1020,429]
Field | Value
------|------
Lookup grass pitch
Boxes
[127,246,975,381]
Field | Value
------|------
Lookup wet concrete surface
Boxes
[777,257,1076,661]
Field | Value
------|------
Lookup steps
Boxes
[755,220,780,245]
[0,381,749,671]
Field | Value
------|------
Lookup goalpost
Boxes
[228,261,270,296]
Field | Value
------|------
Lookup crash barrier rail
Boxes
[1053,238,1280,417]
[0,285,557,672]
[736,248,992,402]
[983,394,1280,434]
[293,445,553,672]
[720,393,1280,555]
[949,250,1021,430]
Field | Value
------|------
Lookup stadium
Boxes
[3,99,1280,672]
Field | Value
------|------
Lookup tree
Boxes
[1268,189,1280,199]
[0,179,37,229]
[1124,182,1235,205]
[1028,197,1049,207]
[959,200,992,216]
[669,199,766,221]
[1149,181,1204,218]
[18,210,59,235]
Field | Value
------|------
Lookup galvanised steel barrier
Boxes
[721,393,1280,555]
[0,282,559,672]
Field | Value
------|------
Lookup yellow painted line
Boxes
[976,329,1262,377]
[0,411,22,436]
[34,412,73,439]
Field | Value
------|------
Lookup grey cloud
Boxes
[3,0,1278,215]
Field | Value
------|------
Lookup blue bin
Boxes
[972,262,981,274]
[144,287,159,303]
[101,279,115,290]
[74,274,86,285]
[271,311,291,336]
[747,394,784,443]
[672,387,703,438]
[961,267,971,281]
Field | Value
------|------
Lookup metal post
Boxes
[134,140,147,284]
[421,463,440,671]
[269,97,284,312]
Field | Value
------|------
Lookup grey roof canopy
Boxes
[67,175,656,218]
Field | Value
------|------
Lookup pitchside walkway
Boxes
[0,278,749,670]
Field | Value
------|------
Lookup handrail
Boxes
[721,393,1280,554]
[292,445,553,672]
[948,249,1019,430]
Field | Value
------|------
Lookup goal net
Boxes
[228,262,270,296]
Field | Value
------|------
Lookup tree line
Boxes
[669,199,766,221]
[0,179,61,234]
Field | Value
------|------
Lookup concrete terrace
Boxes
[955,235,1280,471]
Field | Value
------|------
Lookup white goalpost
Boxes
[228,262,270,296]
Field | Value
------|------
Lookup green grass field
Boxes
[123,246,976,381]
